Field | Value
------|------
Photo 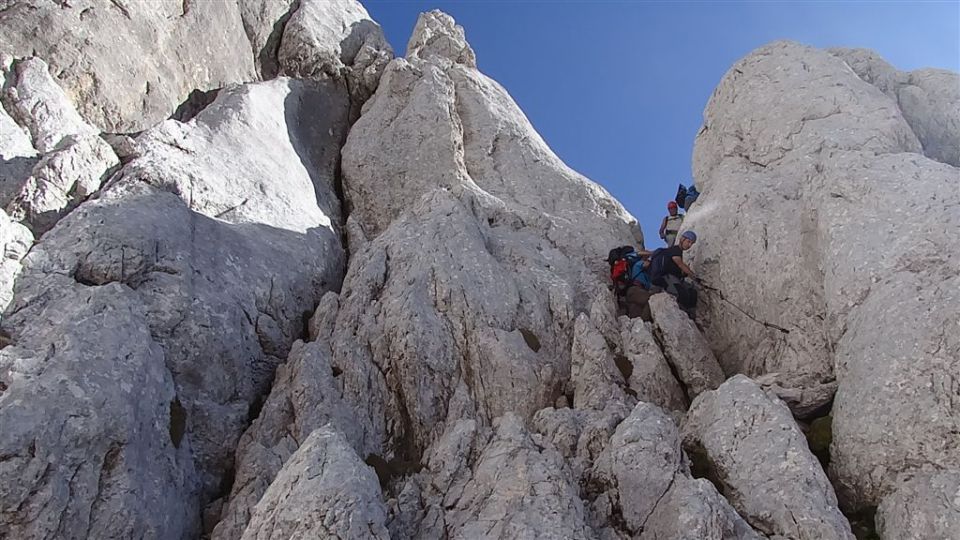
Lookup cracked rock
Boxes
[239,425,389,540]
[682,375,853,539]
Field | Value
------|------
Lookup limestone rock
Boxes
[0,72,37,206]
[571,313,633,410]
[0,0,257,132]
[0,209,31,313]
[1,74,347,534]
[239,426,389,540]
[532,402,632,483]
[589,403,685,533]
[278,0,394,107]
[334,10,641,466]
[6,134,119,234]
[1,57,97,153]
[639,476,762,540]
[682,375,853,539]
[619,317,687,413]
[395,414,595,539]
[122,78,345,235]
[586,402,759,540]
[685,41,959,510]
[0,283,198,539]
[1,57,119,233]
[406,9,477,68]
[648,293,724,399]
[754,372,837,419]
[876,470,960,540]
[831,48,960,167]
[213,337,361,540]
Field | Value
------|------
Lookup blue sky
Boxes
[364,1,960,247]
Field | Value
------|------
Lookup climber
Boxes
[648,230,698,312]
[607,246,655,321]
[658,201,684,246]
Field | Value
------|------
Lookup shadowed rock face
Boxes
[685,40,959,513]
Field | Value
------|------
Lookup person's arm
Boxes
[636,249,653,258]
[672,256,695,278]
[659,217,667,238]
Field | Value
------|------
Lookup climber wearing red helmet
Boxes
[659,201,684,247]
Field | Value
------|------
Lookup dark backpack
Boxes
[647,248,669,280]
[675,184,688,209]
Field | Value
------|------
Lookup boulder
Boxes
[0,62,38,206]
[532,402,632,484]
[571,313,633,410]
[1,57,97,153]
[830,48,960,167]
[682,375,853,539]
[685,41,960,510]
[876,470,960,540]
[239,426,389,540]
[6,134,119,234]
[648,293,724,399]
[587,402,759,539]
[0,209,31,313]
[619,317,687,412]
[278,0,393,108]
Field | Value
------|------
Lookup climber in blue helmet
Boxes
[648,230,699,312]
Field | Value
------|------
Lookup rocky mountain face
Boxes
[0,3,957,540]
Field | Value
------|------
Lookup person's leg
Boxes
[625,286,652,321]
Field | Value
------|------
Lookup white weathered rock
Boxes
[213,336,361,540]
[1,74,347,534]
[0,283,198,539]
[532,402,632,484]
[571,313,633,410]
[0,0,256,132]
[122,78,345,235]
[278,0,393,107]
[333,11,641,467]
[0,57,119,233]
[682,375,853,539]
[587,402,759,539]
[6,134,119,234]
[239,425,389,540]
[830,48,960,167]
[1,57,97,153]
[0,81,37,207]
[590,403,685,533]
[685,41,959,510]
[619,317,687,412]
[395,414,595,539]
[406,9,477,68]
[0,1,392,132]
[876,470,960,540]
[0,209,32,314]
[648,293,724,399]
